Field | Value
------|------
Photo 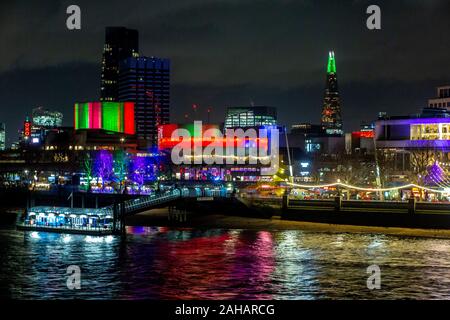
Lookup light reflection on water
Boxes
[1,226,450,299]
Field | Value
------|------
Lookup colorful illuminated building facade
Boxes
[100,27,139,101]
[375,116,450,179]
[321,51,343,136]
[74,102,135,135]
[224,106,277,129]
[157,123,279,181]
[118,57,170,148]
[345,123,375,155]
[376,117,450,148]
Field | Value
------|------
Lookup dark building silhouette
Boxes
[100,27,139,101]
[118,57,170,149]
[321,51,343,136]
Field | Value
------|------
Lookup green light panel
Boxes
[74,103,79,129]
[76,102,90,129]
[327,51,336,74]
[102,102,120,132]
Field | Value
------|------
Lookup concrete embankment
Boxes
[124,196,450,238]
[126,208,450,239]
[282,209,450,230]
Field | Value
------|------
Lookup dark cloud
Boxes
[0,0,449,144]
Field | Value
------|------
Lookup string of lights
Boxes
[287,181,449,194]
[184,154,272,160]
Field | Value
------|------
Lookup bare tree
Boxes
[408,148,437,184]
[376,149,398,186]
[83,152,93,192]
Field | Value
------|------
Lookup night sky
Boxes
[0,0,449,146]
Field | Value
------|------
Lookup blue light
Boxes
[300,162,309,168]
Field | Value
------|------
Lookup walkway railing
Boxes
[105,187,228,216]
[121,189,184,215]
[286,196,450,214]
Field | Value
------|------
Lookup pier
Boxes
[17,187,231,235]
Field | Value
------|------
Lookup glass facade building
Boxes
[224,106,277,129]
[410,123,450,141]
[100,27,139,102]
[118,57,170,148]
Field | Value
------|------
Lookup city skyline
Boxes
[2,1,450,304]
[0,0,449,145]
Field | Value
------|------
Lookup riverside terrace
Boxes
[14,183,450,236]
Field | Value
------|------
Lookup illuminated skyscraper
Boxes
[118,56,170,149]
[100,27,139,101]
[321,51,343,136]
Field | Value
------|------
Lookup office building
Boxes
[428,85,450,111]
[0,123,5,150]
[32,107,63,128]
[224,106,277,129]
[345,123,375,155]
[100,27,139,101]
[118,56,170,148]
[291,123,325,137]
[374,115,450,180]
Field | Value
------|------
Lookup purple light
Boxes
[94,150,113,187]
[379,118,450,125]
[425,161,449,187]
[131,156,145,187]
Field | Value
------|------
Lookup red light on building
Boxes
[124,102,135,135]
[24,121,31,137]
[352,130,374,139]
[157,124,269,150]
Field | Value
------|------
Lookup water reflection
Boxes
[1,227,450,299]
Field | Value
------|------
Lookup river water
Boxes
[1,224,450,299]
